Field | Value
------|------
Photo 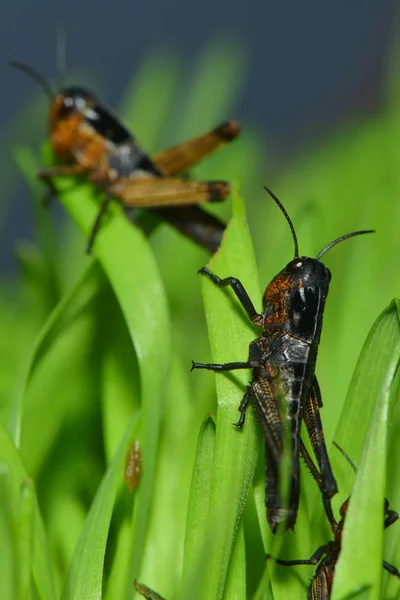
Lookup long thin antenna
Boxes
[316,230,375,261]
[56,26,67,89]
[264,186,299,259]
[9,61,54,101]
[333,441,357,474]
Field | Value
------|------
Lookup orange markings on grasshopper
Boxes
[11,60,240,253]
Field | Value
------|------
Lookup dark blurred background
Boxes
[0,0,396,274]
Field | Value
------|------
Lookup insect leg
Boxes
[192,338,262,374]
[265,444,282,533]
[38,163,88,180]
[309,567,330,600]
[233,387,253,428]
[198,267,262,324]
[300,438,337,528]
[384,506,399,529]
[153,120,240,176]
[265,544,327,566]
[38,163,88,207]
[41,180,58,208]
[110,177,230,207]
[303,377,337,498]
[86,194,112,254]
[383,560,400,578]
[191,359,258,372]
[265,443,299,533]
[150,206,225,254]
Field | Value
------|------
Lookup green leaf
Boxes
[98,285,141,464]
[62,417,139,600]
[9,261,102,449]
[253,454,313,600]
[223,524,246,600]
[332,300,400,600]
[13,145,61,305]
[334,300,400,489]
[54,179,171,593]
[46,494,86,590]
[191,191,261,599]
[137,352,198,597]
[16,478,34,600]
[104,521,132,600]
[182,414,216,585]
[177,38,248,139]
[0,424,57,600]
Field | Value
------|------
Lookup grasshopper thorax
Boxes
[48,86,134,169]
[51,88,132,143]
[261,256,331,340]
[263,256,331,305]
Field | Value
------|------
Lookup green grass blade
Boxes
[54,179,170,591]
[332,300,400,600]
[177,39,248,139]
[62,417,139,600]
[182,414,216,584]
[253,478,310,600]
[193,191,261,599]
[334,300,400,486]
[137,352,198,597]
[16,478,34,600]
[104,521,132,600]
[0,467,16,600]
[0,424,57,600]
[46,494,86,592]
[98,284,141,464]
[0,95,47,231]
[13,145,62,303]
[223,524,247,600]
[8,260,102,447]
[252,565,274,600]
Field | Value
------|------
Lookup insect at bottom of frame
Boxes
[134,580,165,600]
[265,441,400,599]
[10,60,240,254]
[191,186,374,534]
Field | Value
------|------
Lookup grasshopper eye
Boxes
[63,96,74,109]
[56,94,75,118]
[285,259,303,273]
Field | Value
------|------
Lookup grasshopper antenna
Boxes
[333,441,357,474]
[56,26,67,90]
[264,186,299,259]
[316,230,375,261]
[9,61,54,101]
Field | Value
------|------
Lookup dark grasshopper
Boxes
[11,61,239,254]
[192,187,373,532]
[266,441,400,598]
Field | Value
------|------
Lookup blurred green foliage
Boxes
[1,36,400,600]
